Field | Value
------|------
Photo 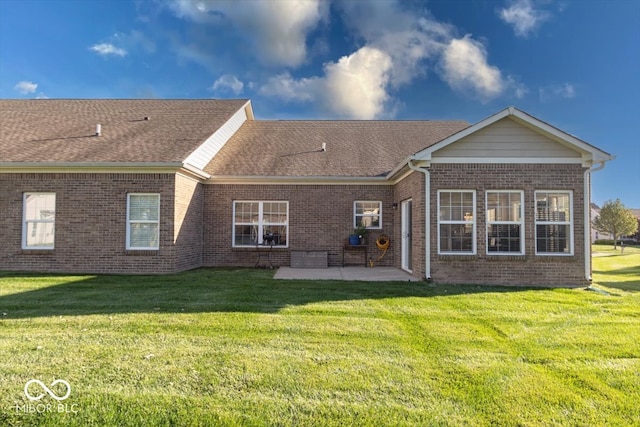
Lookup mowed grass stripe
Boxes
[0,245,638,426]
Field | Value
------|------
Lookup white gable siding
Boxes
[183,106,248,171]
[432,117,581,160]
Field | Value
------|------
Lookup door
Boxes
[401,199,412,272]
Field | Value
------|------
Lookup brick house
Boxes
[0,99,613,286]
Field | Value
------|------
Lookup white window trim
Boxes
[534,190,574,256]
[437,190,476,255]
[126,193,160,250]
[354,201,382,229]
[232,201,289,248]
[485,190,525,256]
[22,192,56,250]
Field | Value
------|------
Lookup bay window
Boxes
[438,190,476,254]
[486,191,524,254]
[535,191,573,255]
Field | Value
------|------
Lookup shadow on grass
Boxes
[0,268,537,319]
[593,265,640,293]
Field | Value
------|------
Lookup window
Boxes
[486,191,524,254]
[127,194,160,250]
[233,201,288,247]
[354,201,382,229]
[535,191,573,255]
[438,190,476,254]
[23,193,56,249]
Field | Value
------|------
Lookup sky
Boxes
[1,0,638,207]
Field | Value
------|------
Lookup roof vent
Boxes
[144,116,150,121]
[321,142,327,152]
[95,124,102,136]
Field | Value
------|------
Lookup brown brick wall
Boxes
[173,174,204,271]
[0,164,590,286]
[393,172,425,278]
[0,173,184,274]
[203,184,395,268]
[428,164,587,287]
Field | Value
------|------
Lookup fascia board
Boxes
[0,162,210,180]
[429,157,585,164]
[206,175,391,185]
[182,103,249,170]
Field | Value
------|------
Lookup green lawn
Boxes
[0,245,638,426]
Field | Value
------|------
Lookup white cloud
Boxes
[90,43,127,57]
[260,47,392,119]
[14,81,38,94]
[498,0,551,37]
[539,83,576,102]
[183,0,522,117]
[323,47,393,119]
[211,74,244,95]
[440,36,505,101]
[168,0,326,67]
[260,72,319,103]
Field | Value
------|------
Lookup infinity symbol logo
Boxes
[24,379,71,401]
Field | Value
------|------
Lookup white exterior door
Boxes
[401,199,412,272]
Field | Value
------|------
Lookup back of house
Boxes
[0,99,613,286]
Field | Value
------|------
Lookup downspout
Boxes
[584,161,606,282]
[407,159,431,280]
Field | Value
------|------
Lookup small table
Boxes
[255,242,274,269]
[342,244,368,267]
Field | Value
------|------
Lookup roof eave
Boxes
[206,175,390,185]
[0,161,211,180]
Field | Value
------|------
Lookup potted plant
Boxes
[349,224,368,245]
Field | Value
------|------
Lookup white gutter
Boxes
[407,159,431,280]
[207,175,389,185]
[584,160,606,282]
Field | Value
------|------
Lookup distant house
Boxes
[591,203,640,243]
[0,100,614,286]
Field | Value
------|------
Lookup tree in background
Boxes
[593,199,639,249]
[633,218,640,242]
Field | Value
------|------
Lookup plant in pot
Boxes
[349,224,368,245]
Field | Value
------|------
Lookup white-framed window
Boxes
[438,190,476,254]
[233,201,288,247]
[22,193,56,249]
[535,191,573,255]
[354,201,382,229]
[127,193,160,250]
[486,191,524,255]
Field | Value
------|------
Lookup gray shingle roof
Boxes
[0,99,248,163]
[204,120,469,177]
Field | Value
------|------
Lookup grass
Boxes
[0,245,638,426]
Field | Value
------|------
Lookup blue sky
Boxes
[1,0,638,207]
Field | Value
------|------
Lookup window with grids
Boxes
[486,191,524,254]
[438,190,475,254]
[23,193,56,249]
[535,191,573,255]
[354,201,382,229]
[127,194,160,250]
[233,201,288,247]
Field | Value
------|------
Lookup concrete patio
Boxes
[274,266,420,282]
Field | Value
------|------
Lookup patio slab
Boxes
[274,266,420,282]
